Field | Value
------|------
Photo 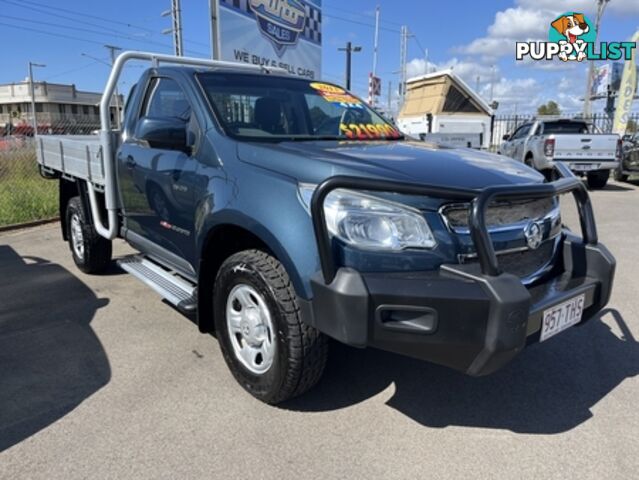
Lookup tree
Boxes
[537,101,561,116]
[626,118,638,133]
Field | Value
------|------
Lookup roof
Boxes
[405,69,493,115]
[158,65,292,79]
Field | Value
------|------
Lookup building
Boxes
[0,80,122,135]
[397,70,494,149]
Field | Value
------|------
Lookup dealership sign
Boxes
[218,0,322,79]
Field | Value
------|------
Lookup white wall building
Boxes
[0,80,121,133]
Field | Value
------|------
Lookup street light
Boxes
[28,62,46,136]
[338,42,362,91]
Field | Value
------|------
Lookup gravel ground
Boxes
[1,179,638,479]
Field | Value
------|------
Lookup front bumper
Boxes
[302,234,615,376]
[303,163,615,376]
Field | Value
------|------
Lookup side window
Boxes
[142,78,191,121]
[512,124,531,140]
[531,124,540,136]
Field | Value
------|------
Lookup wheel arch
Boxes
[196,219,307,333]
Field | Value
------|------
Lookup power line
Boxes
[322,12,401,34]
[2,14,175,50]
[4,0,210,48]
[0,14,208,57]
[0,0,147,38]
[44,60,106,81]
[322,4,404,28]
[0,21,109,47]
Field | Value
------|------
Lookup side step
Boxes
[118,255,197,312]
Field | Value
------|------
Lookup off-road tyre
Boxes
[66,196,112,274]
[214,250,328,404]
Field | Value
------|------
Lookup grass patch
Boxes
[0,147,58,227]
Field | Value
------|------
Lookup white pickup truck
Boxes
[500,119,621,189]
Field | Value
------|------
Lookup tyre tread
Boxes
[216,250,327,404]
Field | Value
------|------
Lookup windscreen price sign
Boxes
[218,0,322,80]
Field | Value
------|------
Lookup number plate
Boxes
[540,294,585,342]
[571,163,599,171]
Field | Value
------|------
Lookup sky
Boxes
[1,0,638,115]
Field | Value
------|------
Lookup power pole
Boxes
[399,26,408,106]
[387,80,392,114]
[372,6,380,77]
[105,45,122,129]
[338,42,362,91]
[369,5,380,106]
[28,61,46,136]
[209,0,221,59]
[162,0,184,56]
[584,0,610,117]
[490,64,496,103]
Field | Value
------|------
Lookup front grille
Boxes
[442,197,556,232]
[461,240,556,281]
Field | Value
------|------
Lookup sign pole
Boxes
[210,0,221,60]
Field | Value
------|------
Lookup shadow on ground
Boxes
[285,308,639,434]
[0,245,111,452]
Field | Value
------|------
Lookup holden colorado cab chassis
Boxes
[36,52,615,404]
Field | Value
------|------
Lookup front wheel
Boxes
[66,196,112,274]
[214,250,328,404]
[587,170,610,189]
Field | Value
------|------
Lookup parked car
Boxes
[36,52,615,404]
[500,119,621,189]
[615,131,639,182]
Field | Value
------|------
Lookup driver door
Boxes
[118,76,200,267]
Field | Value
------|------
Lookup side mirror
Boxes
[136,116,188,152]
[502,134,511,141]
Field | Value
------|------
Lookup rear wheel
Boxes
[524,154,535,169]
[66,197,112,274]
[214,250,328,404]
[613,167,629,182]
[587,170,609,189]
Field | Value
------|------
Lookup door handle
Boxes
[125,156,136,169]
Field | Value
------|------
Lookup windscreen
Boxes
[543,121,593,134]
[197,73,402,142]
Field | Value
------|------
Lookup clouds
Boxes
[487,7,549,38]
[518,0,639,15]
[457,0,639,61]
[402,0,637,115]
[406,57,496,81]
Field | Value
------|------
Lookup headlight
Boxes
[298,184,436,251]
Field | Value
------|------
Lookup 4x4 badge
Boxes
[524,221,543,250]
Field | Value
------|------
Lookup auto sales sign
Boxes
[218,0,322,79]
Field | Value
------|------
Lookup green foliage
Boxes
[626,119,638,133]
[537,101,561,116]
[0,147,58,227]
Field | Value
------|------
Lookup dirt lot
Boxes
[1,180,638,479]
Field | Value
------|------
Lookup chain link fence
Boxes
[1,112,638,228]
[0,120,101,228]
